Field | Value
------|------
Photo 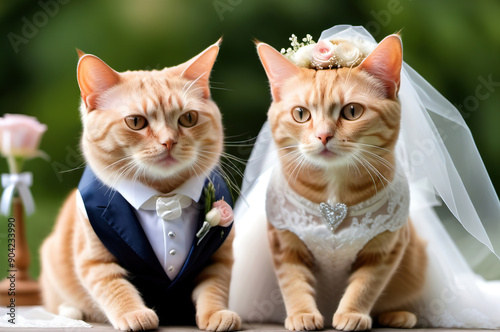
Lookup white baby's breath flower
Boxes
[292,44,315,68]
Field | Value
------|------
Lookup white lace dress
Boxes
[265,167,410,321]
[229,164,500,328]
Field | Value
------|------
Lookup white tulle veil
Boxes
[229,25,500,327]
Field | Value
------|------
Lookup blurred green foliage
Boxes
[0,0,499,279]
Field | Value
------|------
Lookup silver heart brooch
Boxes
[319,202,348,232]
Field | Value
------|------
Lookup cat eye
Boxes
[341,103,364,121]
[292,107,311,123]
[178,111,198,128]
[125,115,148,130]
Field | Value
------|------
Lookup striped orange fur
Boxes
[258,36,427,331]
[40,41,241,331]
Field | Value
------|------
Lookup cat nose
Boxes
[162,139,177,152]
[317,133,333,145]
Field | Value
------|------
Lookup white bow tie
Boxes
[156,194,192,221]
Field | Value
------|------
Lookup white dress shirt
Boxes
[76,175,206,280]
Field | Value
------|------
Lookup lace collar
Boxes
[282,174,404,218]
[266,166,410,238]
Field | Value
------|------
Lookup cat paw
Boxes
[333,312,372,331]
[285,312,324,331]
[377,311,417,328]
[197,309,241,331]
[111,308,159,331]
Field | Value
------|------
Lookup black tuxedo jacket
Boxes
[78,166,233,325]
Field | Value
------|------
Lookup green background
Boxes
[0,0,499,279]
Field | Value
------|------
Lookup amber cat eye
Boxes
[341,103,364,120]
[179,111,198,128]
[125,115,148,130]
[292,107,311,123]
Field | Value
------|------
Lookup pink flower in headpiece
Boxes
[312,40,334,68]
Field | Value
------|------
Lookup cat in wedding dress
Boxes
[229,25,500,330]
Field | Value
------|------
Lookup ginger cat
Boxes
[256,35,427,331]
[39,40,241,331]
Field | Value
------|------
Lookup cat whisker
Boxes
[352,154,379,195]
[223,136,257,149]
[216,165,242,198]
[200,149,248,164]
[353,154,392,198]
[359,149,396,174]
[104,161,139,198]
[224,133,258,141]
[224,143,256,148]
[181,74,206,101]
[339,141,397,176]
[364,158,389,192]
[280,150,307,185]
[57,162,87,174]
[245,135,274,145]
[188,160,208,181]
[221,152,248,164]
[196,154,241,198]
[277,144,299,151]
[217,155,245,180]
[183,86,206,101]
[180,79,191,97]
[180,70,205,98]
[102,156,136,171]
[209,86,233,92]
[347,155,361,177]
[216,161,245,195]
[245,144,297,164]
[349,142,394,156]
[198,149,246,179]
[209,80,232,90]
[114,161,140,188]
[292,156,310,186]
[132,163,146,184]
[343,65,355,89]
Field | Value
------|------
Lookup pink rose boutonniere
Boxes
[208,200,234,227]
[196,197,234,245]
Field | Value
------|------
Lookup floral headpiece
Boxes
[280,34,375,70]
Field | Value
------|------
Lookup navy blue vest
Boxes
[78,167,233,325]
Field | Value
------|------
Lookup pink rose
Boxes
[0,114,47,158]
[312,40,334,68]
[212,200,233,227]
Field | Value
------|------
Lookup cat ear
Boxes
[77,53,121,111]
[256,42,302,102]
[171,39,221,99]
[359,34,403,99]
[76,48,86,59]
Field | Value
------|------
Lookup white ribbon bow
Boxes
[1,172,35,216]
[156,194,192,221]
